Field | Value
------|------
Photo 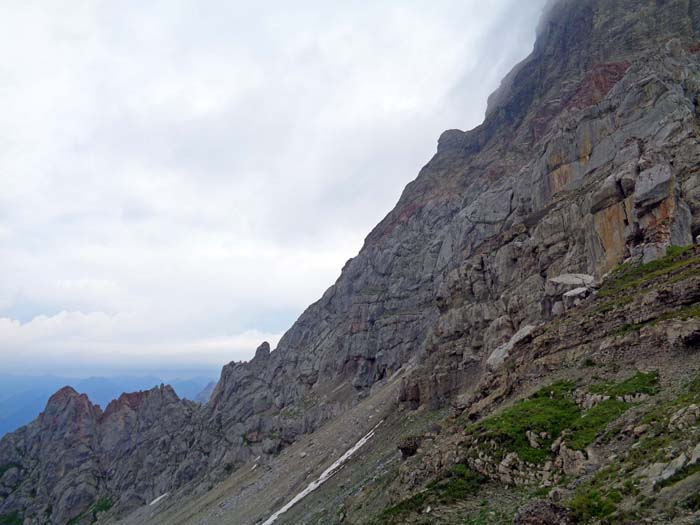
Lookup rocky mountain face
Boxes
[0,386,201,524]
[2,0,700,524]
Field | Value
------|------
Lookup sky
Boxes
[0,0,548,377]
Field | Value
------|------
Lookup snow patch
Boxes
[149,493,169,506]
[261,421,383,525]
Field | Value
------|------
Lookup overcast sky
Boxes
[0,0,548,377]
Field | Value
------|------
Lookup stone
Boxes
[487,325,537,369]
[563,287,590,309]
[634,164,673,210]
[549,274,595,288]
[690,443,700,465]
[527,430,541,449]
[398,436,423,459]
[619,170,637,197]
[669,405,700,431]
[642,462,667,481]
[514,500,572,525]
[556,445,587,476]
[633,424,650,437]
[548,487,571,503]
[551,301,565,316]
[590,173,625,214]
[659,453,688,484]
[253,341,271,361]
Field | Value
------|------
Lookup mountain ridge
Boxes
[0,375,214,439]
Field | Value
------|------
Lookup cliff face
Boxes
[2,1,700,523]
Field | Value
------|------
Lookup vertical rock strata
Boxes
[2,0,700,522]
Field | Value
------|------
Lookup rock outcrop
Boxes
[2,0,700,523]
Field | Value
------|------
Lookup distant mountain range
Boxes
[0,374,215,438]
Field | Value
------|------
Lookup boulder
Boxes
[514,500,572,525]
[563,287,590,309]
[487,325,537,370]
[590,173,625,214]
[398,436,423,459]
[634,164,673,210]
[659,453,688,484]
[548,274,595,288]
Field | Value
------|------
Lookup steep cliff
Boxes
[1,0,700,524]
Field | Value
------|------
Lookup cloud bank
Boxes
[0,0,548,375]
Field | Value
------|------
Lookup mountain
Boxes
[2,0,700,523]
[194,381,217,404]
[0,375,214,438]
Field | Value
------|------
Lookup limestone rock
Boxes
[563,287,590,309]
[634,164,673,211]
[487,325,537,370]
[659,453,688,484]
[514,500,572,525]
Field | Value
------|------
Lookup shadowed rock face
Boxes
[2,1,700,523]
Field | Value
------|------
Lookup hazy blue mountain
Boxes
[194,381,217,404]
[168,377,217,402]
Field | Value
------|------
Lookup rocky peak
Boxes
[101,391,148,420]
[253,341,271,362]
[39,385,102,431]
[44,385,93,409]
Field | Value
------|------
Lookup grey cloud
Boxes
[0,0,546,375]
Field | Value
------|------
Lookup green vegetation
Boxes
[666,245,693,258]
[654,304,700,323]
[596,245,700,335]
[567,399,628,450]
[0,512,23,525]
[683,492,700,511]
[464,504,513,524]
[373,464,485,524]
[598,245,698,298]
[562,378,700,522]
[625,434,672,468]
[569,488,622,522]
[93,497,112,514]
[566,463,626,522]
[375,492,427,523]
[637,376,700,428]
[590,371,659,397]
[0,463,19,478]
[589,295,633,316]
[67,496,113,525]
[470,374,656,463]
[475,381,579,463]
[426,464,485,504]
